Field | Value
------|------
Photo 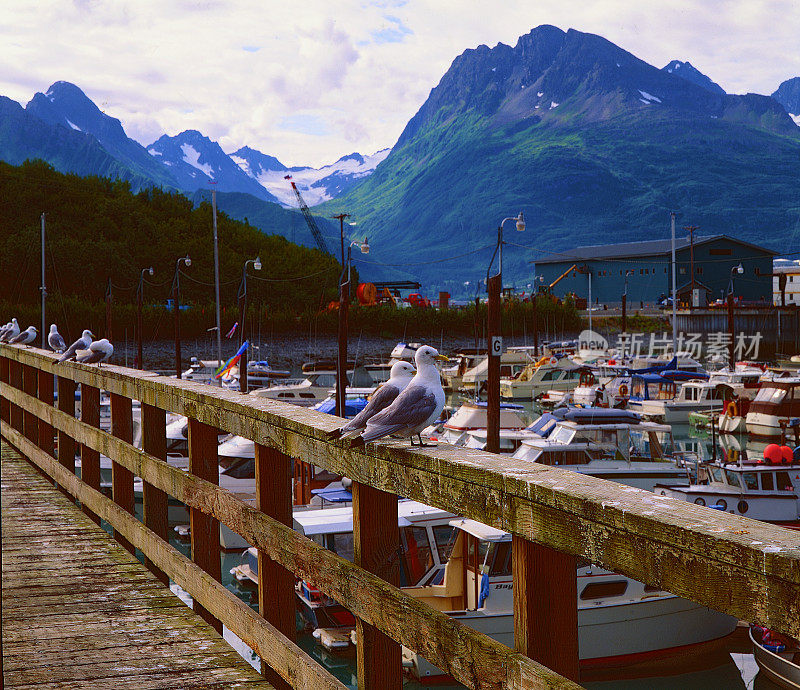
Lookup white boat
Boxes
[462,349,529,394]
[430,401,528,447]
[441,351,486,392]
[251,370,338,406]
[627,376,732,424]
[404,519,737,680]
[499,356,583,400]
[570,370,631,409]
[746,377,800,438]
[654,454,800,526]
[707,365,764,400]
[750,625,800,689]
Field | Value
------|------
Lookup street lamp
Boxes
[486,212,525,454]
[137,266,154,370]
[173,255,191,379]
[238,257,262,392]
[727,263,744,368]
[335,237,370,416]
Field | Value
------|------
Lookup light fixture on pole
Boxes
[486,212,525,455]
[727,263,744,368]
[173,255,191,380]
[238,257,262,393]
[137,266,154,370]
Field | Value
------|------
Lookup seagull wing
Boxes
[76,350,104,364]
[338,383,400,436]
[58,338,84,363]
[359,384,437,443]
[49,332,66,351]
[8,330,27,344]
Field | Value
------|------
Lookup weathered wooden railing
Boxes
[2,345,800,690]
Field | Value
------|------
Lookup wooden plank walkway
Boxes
[1,443,274,689]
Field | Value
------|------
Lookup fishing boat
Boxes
[654,447,800,526]
[745,376,800,437]
[404,519,737,680]
[750,625,800,689]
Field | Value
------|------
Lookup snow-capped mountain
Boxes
[661,60,726,95]
[772,77,800,125]
[147,130,279,202]
[231,147,390,207]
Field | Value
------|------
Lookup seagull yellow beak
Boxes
[435,354,449,362]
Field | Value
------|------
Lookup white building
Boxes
[773,259,800,305]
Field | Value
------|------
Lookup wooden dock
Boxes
[1,444,273,689]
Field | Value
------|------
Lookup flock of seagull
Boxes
[0,318,113,365]
[0,316,444,447]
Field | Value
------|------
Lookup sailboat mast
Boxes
[41,212,46,348]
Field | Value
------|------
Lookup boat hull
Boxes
[750,627,800,690]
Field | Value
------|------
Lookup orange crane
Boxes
[284,175,330,254]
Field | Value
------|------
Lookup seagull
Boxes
[76,338,113,365]
[9,326,37,346]
[351,345,448,447]
[327,361,416,439]
[0,322,11,340]
[58,329,94,363]
[0,318,20,343]
[48,324,66,353]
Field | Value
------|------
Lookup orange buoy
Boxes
[763,444,783,464]
[780,446,793,464]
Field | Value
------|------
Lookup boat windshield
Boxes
[724,470,742,488]
[754,387,786,404]
[401,526,434,586]
[549,426,577,444]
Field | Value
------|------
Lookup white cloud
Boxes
[0,1,798,167]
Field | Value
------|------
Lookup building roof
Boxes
[534,234,778,265]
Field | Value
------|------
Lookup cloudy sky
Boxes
[1,1,798,167]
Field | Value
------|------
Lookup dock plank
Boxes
[1,444,273,689]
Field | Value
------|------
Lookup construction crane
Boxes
[284,175,330,254]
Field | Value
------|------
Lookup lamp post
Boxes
[137,267,154,370]
[486,212,525,454]
[173,256,191,379]
[238,257,262,393]
[727,263,744,368]
[336,236,369,417]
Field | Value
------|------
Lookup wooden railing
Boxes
[1,344,800,690]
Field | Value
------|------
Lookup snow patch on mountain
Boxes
[791,113,800,126]
[181,143,215,178]
[66,118,81,131]
[638,90,662,103]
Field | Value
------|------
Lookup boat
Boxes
[745,376,800,438]
[750,625,800,689]
[499,356,583,400]
[654,447,800,526]
[232,360,291,391]
[181,357,236,388]
[708,364,764,400]
[430,400,528,447]
[463,349,529,394]
[570,369,631,409]
[626,375,731,424]
[403,518,737,681]
[440,350,486,392]
[509,409,691,491]
[251,370,338,406]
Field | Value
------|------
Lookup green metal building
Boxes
[534,235,776,307]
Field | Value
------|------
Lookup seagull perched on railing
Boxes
[0,321,12,340]
[58,329,94,363]
[327,361,416,440]
[351,345,448,447]
[77,338,113,366]
[0,318,20,343]
[9,326,37,346]
[47,324,66,353]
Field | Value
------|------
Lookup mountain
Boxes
[26,81,177,189]
[772,77,800,124]
[232,147,390,206]
[146,130,280,203]
[662,60,725,95]
[323,25,800,291]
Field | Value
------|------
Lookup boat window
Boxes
[299,392,317,398]
[580,580,628,600]
[742,473,759,490]
[401,526,434,586]
[433,525,457,563]
[466,538,490,572]
[776,472,794,491]
[724,471,741,488]
[761,473,774,491]
[221,459,255,479]
[550,426,576,444]
[278,392,295,398]
[755,388,785,404]
[710,467,725,483]
[323,533,354,562]
[489,541,512,576]
[315,374,337,388]
[541,370,560,381]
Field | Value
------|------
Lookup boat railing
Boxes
[1,343,799,689]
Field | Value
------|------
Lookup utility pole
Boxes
[105,278,112,340]
[487,274,501,454]
[40,213,46,348]
[685,225,699,300]
[333,213,351,417]
[670,213,677,354]
[211,187,222,375]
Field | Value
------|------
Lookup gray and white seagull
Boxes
[58,329,94,363]
[48,324,66,353]
[76,338,113,366]
[327,360,416,440]
[9,326,37,346]
[351,345,448,447]
[0,318,20,343]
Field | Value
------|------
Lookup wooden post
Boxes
[188,418,222,632]
[336,280,349,417]
[353,482,401,690]
[513,536,579,681]
[255,444,295,689]
[8,361,23,432]
[621,292,627,339]
[142,403,169,584]
[56,377,76,475]
[80,383,101,524]
[486,274,502,454]
[37,368,55,458]
[21,364,38,445]
[0,355,9,423]
[110,393,135,554]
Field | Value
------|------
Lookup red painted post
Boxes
[21,364,38,445]
[37,369,55,458]
[0,355,9,423]
[57,377,77,475]
[487,274,502,454]
[142,403,169,584]
[110,393,135,554]
[80,384,101,524]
